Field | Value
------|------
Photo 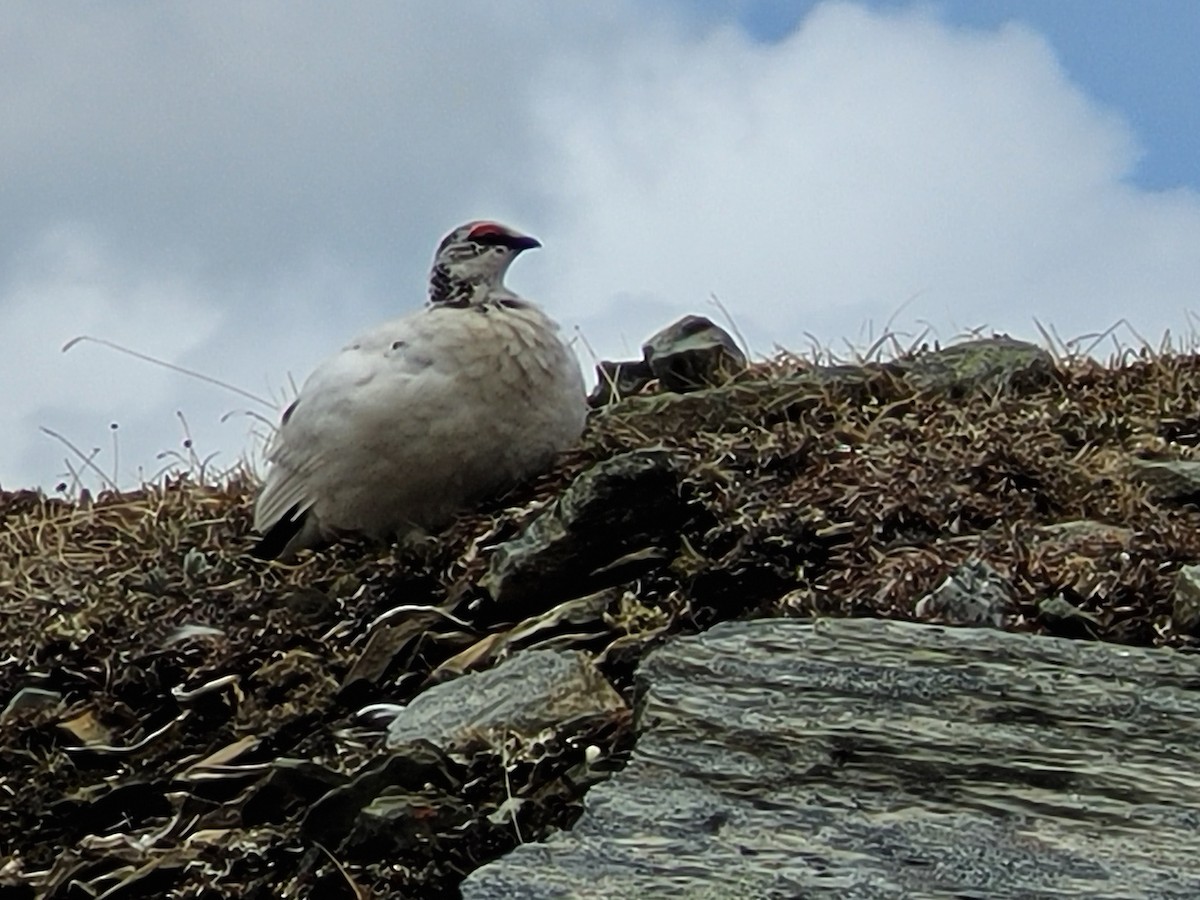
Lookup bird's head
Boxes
[429,220,541,307]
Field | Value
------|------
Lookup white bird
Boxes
[251,220,587,560]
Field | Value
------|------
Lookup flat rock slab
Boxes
[386,649,625,751]
[463,619,1200,899]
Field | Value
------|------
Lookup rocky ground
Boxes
[4,329,1200,897]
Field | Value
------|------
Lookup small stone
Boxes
[642,315,747,393]
[1128,459,1200,502]
[588,358,654,407]
[385,649,625,752]
[1173,565,1200,632]
[914,557,1016,628]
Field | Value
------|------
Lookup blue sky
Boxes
[2,1,1200,490]
[696,0,1200,190]
[923,1,1199,191]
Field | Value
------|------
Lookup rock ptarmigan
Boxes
[250,221,587,560]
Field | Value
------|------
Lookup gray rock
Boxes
[1128,458,1200,502]
[913,556,1016,627]
[1037,594,1103,636]
[595,336,1057,445]
[300,650,629,861]
[386,649,625,752]
[301,741,463,851]
[463,619,1200,899]
[896,335,1058,397]
[1173,564,1200,632]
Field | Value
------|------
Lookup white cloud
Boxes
[3,1,1200,490]
[528,3,1200,357]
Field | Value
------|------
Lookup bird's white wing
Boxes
[252,408,324,533]
[252,314,447,535]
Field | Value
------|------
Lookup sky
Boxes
[2,1,1199,491]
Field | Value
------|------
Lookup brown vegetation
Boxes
[4,339,1200,896]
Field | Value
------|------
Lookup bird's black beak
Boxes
[505,234,541,252]
[470,230,542,252]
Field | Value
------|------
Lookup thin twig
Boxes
[708,292,753,360]
[313,842,371,899]
[41,427,120,492]
[109,422,120,488]
[63,334,274,408]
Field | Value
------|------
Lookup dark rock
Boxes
[1037,594,1103,638]
[463,619,1200,899]
[588,359,653,407]
[588,316,746,407]
[339,789,475,860]
[241,760,349,827]
[481,451,685,612]
[642,315,747,393]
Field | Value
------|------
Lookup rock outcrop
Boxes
[466,619,1200,899]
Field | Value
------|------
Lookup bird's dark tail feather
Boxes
[250,506,308,560]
